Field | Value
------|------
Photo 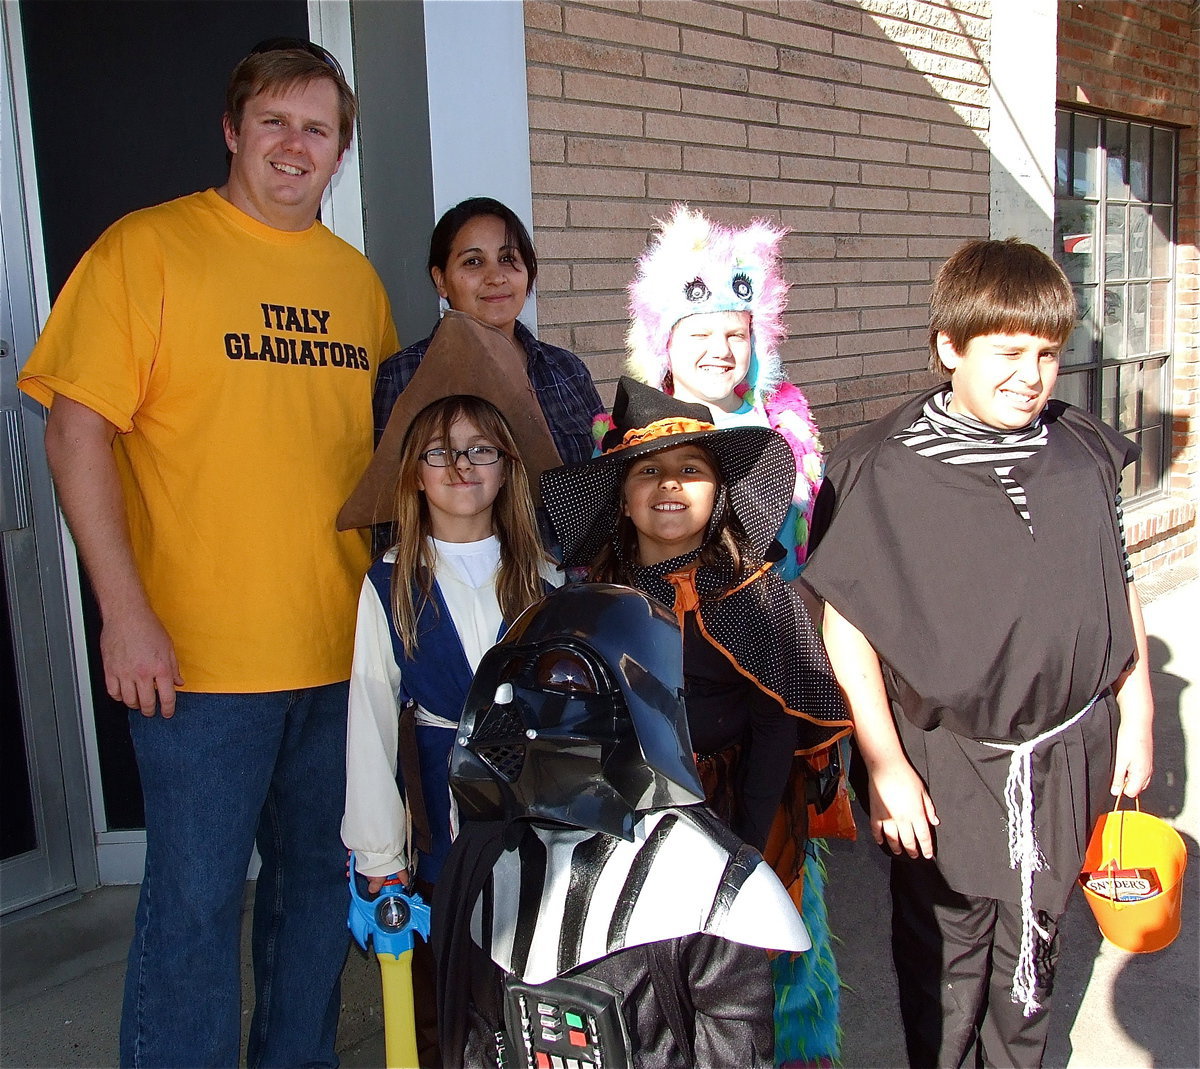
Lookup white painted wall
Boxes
[422,0,537,329]
[989,0,1059,250]
[311,0,366,253]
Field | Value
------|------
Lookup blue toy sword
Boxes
[348,854,432,1069]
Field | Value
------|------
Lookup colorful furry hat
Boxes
[626,204,789,395]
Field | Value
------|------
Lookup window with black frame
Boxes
[1053,108,1177,502]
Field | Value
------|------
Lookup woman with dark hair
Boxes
[374,197,604,469]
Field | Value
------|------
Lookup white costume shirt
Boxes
[342,537,560,878]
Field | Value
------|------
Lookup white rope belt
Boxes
[981,694,1099,1017]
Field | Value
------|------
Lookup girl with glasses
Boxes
[341,315,563,1065]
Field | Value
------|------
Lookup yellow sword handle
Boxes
[378,949,419,1069]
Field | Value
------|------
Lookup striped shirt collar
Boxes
[921,389,1047,446]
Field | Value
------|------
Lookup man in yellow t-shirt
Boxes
[18,39,397,1068]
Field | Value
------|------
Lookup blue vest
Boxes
[365,557,500,722]
[364,558,532,884]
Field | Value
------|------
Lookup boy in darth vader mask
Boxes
[432,582,809,1068]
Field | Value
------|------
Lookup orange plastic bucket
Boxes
[1079,800,1187,953]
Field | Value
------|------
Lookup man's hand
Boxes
[45,397,183,717]
[100,604,184,717]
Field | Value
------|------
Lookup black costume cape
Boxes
[807,387,1137,741]
[631,552,852,753]
[805,388,1138,910]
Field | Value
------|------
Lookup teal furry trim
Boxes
[773,843,842,1065]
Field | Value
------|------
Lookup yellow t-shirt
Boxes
[19,189,399,691]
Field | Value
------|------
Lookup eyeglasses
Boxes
[246,37,346,80]
[419,446,505,468]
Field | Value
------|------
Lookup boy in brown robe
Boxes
[804,239,1154,1067]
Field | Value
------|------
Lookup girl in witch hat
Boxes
[623,203,845,1065]
[542,377,852,1065]
[339,312,563,1065]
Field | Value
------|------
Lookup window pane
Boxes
[1149,281,1170,353]
[1129,124,1151,202]
[1063,286,1097,366]
[1054,369,1092,409]
[1056,110,1071,196]
[1139,424,1163,494]
[1073,114,1101,198]
[1101,364,1120,425]
[1128,206,1150,278]
[1151,127,1175,203]
[1106,119,1130,199]
[1122,437,1139,499]
[1058,200,1096,283]
[1118,362,1140,432]
[1105,204,1126,278]
[1126,283,1148,358]
[1143,357,1165,428]
[1150,205,1173,277]
[1103,286,1126,360]
[1118,458,1137,499]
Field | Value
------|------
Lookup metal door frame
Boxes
[1,2,98,918]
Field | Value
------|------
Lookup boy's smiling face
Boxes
[666,310,752,413]
[937,331,1062,430]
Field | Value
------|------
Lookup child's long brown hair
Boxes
[389,395,549,654]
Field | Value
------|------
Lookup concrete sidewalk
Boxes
[2,566,1196,1068]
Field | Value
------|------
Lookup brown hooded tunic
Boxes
[805,389,1138,912]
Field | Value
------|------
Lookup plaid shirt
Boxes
[373,319,603,465]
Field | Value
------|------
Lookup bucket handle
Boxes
[1104,795,1141,909]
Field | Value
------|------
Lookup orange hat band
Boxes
[606,416,716,454]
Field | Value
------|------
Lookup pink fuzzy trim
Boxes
[626,204,790,395]
[749,381,825,567]
[761,381,823,504]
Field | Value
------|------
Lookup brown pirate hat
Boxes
[337,310,563,529]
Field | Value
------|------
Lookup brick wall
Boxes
[1058,0,1199,578]
[523,0,992,446]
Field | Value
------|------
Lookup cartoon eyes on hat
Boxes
[731,272,753,300]
[684,278,711,303]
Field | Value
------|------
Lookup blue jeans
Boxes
[120,685,351,1068]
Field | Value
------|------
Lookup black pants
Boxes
[891,856,1061,1069]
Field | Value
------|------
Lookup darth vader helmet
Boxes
[450,583,704,840]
